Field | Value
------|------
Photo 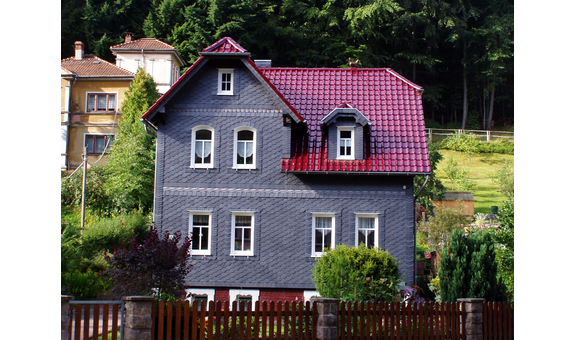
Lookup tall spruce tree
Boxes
[106,68,160,213]
[439,229,505,302]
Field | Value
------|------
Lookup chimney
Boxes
[254,60,272,68]
[74,41,84,60]
[125,32,132,43]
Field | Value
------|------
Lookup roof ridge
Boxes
[202,37,247,53]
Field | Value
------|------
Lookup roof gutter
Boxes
[281,170,431,176]
[140,118,158,138]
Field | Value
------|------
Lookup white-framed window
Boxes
[229,289,259,310]
[191,126,214,168]
[185,288,215,309]
[231,212,254,256]
[217,68,234,95]
[189,211,212,255]
[337,127,354,159]
[233,127,256,169]
[84,134,114,154]
[355,213,379,248]
[312,213,335,257]
[86,93,117,112]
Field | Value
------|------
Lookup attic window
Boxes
[322,106,371,161]
[217,68,234,95]
[337,127,354,159]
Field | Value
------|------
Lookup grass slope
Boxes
[436,150,514,214]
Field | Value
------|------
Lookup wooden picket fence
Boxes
[68,301,124,340]
[152,300,315,340]
[152,300,514,340]
[483,302,514,340]
[339,301,464,340]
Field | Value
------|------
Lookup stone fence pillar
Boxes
[458,298,485,340]
[61,295,73,340]
[313,298,339,340]
[122,296,155,340]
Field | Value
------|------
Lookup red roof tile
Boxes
[110,38,177,51]
[260,67,430,174]
[61,55,134,77]
[202,37,248,53]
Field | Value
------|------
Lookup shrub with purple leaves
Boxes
[103,227,192,299]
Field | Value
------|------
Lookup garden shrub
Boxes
[61,224,82,273]
[61,270,111,300]
[417,204,471,251]
[477,138,514,154]
[61,165,114,216]
[81,211,151,258]
[104,227,192,299]
[489,199,514,301]
[312,244,401,302]
[439,229,506,302]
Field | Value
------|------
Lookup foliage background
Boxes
[61,0,513,130]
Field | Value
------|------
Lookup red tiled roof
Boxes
[61,55,134,77]
[142,37,430,175]
[110,38,177,51]
[260,68,430,174]
[202,37,248,53]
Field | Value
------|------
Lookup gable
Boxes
[142,38,303,126]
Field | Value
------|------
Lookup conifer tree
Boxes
[106,68,160,213]
[439,229,506,302]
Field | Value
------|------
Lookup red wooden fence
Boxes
[338,301,465,340]
[152,300,315,340]
[69,302,123,340]
[152,299,515,340]
[483,302,514,340]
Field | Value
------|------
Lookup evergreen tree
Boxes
[439,229,505,302]
[106,68,160,213]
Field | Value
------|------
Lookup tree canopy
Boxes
[61,0,513,129]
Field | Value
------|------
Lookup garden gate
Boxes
[67,299,124,340]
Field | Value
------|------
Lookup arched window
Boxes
[191,126,214,168]
[233,127,256,169]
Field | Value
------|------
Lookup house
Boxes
[141,37,431,305]
[61,41,134,170]
[110,33,185,94]
[61,35,185,171]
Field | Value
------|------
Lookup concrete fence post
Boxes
[313,298,339,340]
[458,298,485,340]
[61,295,74,340]
[122,296,155,340]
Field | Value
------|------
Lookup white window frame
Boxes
[355,213,379,248]
[191,126,215,168]
[311,213,336,257]
[189,211,212,255]
[217,68,234,95]
[231,212,255,256]
[337,127,354,159]
[185,288,215,303]
[233,127,257,169]
[229,289,259,310]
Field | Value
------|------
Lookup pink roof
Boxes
[143,38,430,174]
[260,68,430,173]
[61,55,134,77]
[110,38,177,51]
[202,37,248,53]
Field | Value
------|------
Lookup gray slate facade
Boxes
[144,40,424,295]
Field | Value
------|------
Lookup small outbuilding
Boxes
[433,191,475,216]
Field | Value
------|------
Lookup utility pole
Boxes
[81,145,87,238]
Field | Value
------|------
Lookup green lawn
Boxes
[436,149,514,214]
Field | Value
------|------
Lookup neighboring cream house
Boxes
[61,36,185,171]
[61,41,135,170]
[110,33,185,94]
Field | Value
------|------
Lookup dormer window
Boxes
[321,106,371,161]
[337,127,354,159]
[218,68,234,95]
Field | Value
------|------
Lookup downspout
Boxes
[413,174,430,285]
[141,117,158,230]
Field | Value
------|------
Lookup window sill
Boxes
[186,167,218,173]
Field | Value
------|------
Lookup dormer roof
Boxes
[321,104,371,127]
